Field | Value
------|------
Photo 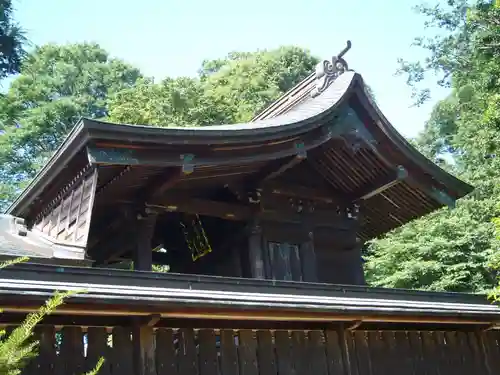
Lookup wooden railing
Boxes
[13,325,500,375]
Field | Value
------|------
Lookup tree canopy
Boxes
[0,0,26,81]
[108,46,318,125]
[366,0,500,293]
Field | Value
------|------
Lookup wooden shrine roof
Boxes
[6,57,473,241]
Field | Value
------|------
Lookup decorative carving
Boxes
[287,198,317,214]
[288,198,305,213]
[344,203,360,220]
[311,40,352,98]
[247,189,262,204]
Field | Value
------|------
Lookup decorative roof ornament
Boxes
[311,40,352,98]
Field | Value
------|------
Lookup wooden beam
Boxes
[133,214,157,271]
[146,195,353,228]
[147,196,255,221]
[262,181,340,204]
[228,156,307,203]
[135,167,182,203]
[352,166,408,201]
[259,155,304,183]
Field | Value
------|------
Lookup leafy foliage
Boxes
[0,0,26,81]
[108,46,318,126]
[366,0,500,293]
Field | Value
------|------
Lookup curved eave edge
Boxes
[352,78,474,200]
[82,71,360,144]
[5,119,90,217]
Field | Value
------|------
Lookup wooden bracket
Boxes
[136,314,161,327]
[346,320,363,331]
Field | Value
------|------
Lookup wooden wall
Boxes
[33,166,98,248]
[244,218,364,285]
[16,324,500,375]
[314,226,365,285]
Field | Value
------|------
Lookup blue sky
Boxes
[13,0,448,138]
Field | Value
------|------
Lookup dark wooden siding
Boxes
[314,226,365,285]
[33,166,98,248]
[15,325,500,375]
[254,219,363,285]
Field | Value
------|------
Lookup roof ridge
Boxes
[252,41,353,122]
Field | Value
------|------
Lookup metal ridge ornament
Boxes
[311,40,352,98]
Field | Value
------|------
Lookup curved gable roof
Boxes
[6,65,473,240]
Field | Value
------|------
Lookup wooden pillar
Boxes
[133,213,157,271]
[132,214,158,375]
[329,246,365,285]
[300,228,318,282]
[247,220,266,279]
[132,315,160,375]
[357,245,367,285]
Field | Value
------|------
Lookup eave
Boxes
[0,263,498,327]
[5,122,90,217]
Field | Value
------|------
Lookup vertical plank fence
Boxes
[10,325,500,375]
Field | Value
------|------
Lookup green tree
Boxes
[0,0,26,81]
[0,43,142,210]
[108,46,318,126]
[200,46,318,123]
[366,0,500,293]
[108,76,218,126]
